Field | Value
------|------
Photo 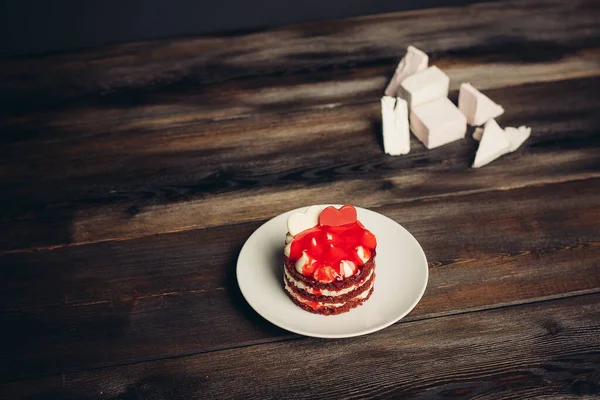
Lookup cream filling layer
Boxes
[284,279,374,308]
[284,267,374,297]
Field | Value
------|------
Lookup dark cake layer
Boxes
[284,286,375,316]
[284,269,376,303]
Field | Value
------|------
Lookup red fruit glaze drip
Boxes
[290,222,377,282]
[306,301,320,310]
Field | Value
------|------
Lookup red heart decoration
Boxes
[319,205,357,227]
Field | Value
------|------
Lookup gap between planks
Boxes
[2,238,598,314]
[3,288,599,386]
[2,174,598,257]
[3,60,600,149]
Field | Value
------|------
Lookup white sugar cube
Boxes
[381,96,410,155]
[410,97,467,149]
[472,119,511,168]
[399,66,449,110]
[459,83,504,126]
[384,46,429,97]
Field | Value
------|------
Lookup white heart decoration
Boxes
[287,206,322,236]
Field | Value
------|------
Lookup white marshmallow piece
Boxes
[339,260,357,278]
[410,97,467,149]
[472,119,511,168]
[355,246,370,264]
[381,96,410,156]
[504,125,531,152]
[384,46,429,97]
[394,98,410,154]
[459,83,504,126]
[399,66,449,110]
[473,125,531,152]
[287,205,322,236]
[295,251,313,274]
[381,96,397,153]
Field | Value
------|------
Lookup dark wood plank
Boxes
[0,0,598,111]
[3,293,599,399]
[3,179,599,312]
[1,47,598,147]
[1,76,599,252]
[1,179,599,382]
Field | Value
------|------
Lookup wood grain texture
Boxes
[0,0,598,111]
[1,179,598,382]
[3,293,599,399]
[1,0,599,253]
[1,47,598,146]
[1,76,599,252]
[1,1,599,397]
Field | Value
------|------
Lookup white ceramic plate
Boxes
[236,205,428,338]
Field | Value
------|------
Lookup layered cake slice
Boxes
[283,205,377,315]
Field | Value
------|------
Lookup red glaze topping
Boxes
[306,301,320,310]
[289,220,377,282]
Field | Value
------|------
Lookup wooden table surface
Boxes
[1,0,600,398]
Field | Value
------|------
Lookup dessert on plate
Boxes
[283,204,377,315]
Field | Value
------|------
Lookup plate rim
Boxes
[236,204,429,338]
